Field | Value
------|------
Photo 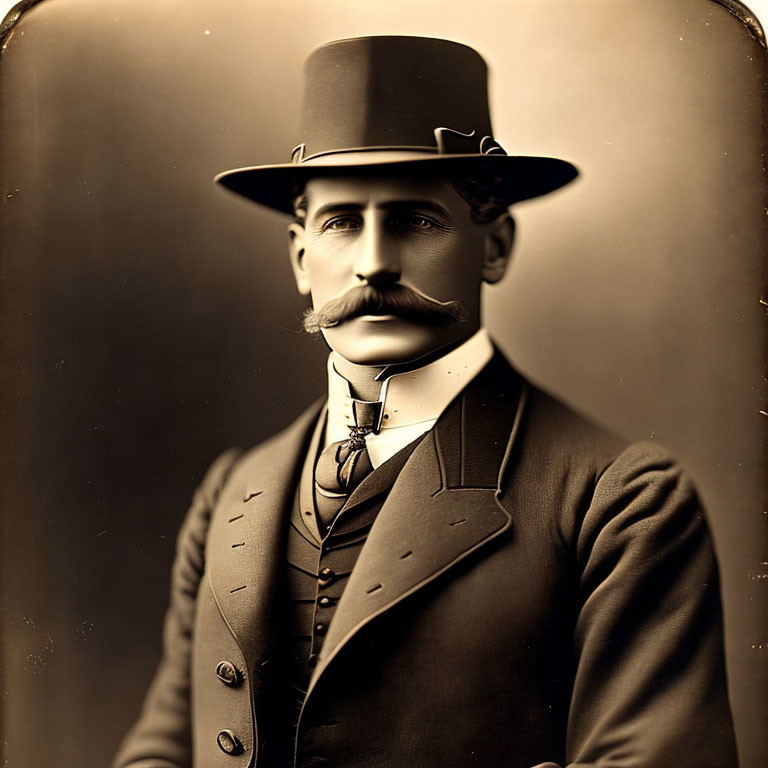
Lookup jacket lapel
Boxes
[308,353,527,691]
[206,401,322,683]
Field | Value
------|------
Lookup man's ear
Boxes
[481,214,515,285]
[288,222,311,295]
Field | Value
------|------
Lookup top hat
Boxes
[214,36,578,214]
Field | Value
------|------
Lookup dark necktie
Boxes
[314,424,374,532]
[313,340,471,532]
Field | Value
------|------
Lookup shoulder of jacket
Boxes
[513,382,685,484]
[175,447,243,556]
[522,383,628,464]
[197,447,244,504]
[210,397,324,499]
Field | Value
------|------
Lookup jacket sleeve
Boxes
[564,442,738,768]
[112,449,241,768]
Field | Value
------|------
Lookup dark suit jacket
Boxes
[114,354,737,768]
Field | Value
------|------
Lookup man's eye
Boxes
[391,214,437,231]
[322,216,360,232]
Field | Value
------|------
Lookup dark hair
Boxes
[290,173,511,225]
[292,189,308,225]
[448,175,512,224]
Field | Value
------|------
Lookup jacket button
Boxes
[216,729,243,755]
[318,567,335,586]
[215,660,242,687]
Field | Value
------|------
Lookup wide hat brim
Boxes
[214,153,579,215]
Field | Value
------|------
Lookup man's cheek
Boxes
[309,275,353,307]
[309,285,339,312]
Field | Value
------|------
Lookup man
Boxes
[114,36,737,768]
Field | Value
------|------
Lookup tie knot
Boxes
[314,438,374,531]
[347,425,371,451]
[315,438,372,495]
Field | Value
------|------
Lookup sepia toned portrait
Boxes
[1,1,766,767]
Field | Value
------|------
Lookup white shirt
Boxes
[326,329,494,468]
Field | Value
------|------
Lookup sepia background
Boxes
[1,0,766,766]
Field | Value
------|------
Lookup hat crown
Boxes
[213,35,578,214]
[297,36,494,162]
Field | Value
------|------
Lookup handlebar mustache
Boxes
[302,284,469,333]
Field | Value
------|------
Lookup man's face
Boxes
[288,173,512,366]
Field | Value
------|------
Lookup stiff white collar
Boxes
[326,329,494,468]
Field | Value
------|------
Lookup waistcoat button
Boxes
[215,660,242,687]
[216,729,243,755]
[318,567,336,586]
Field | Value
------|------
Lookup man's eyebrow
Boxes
[378,200,451,218]
[311,202,365,221]
[310,200,451,221]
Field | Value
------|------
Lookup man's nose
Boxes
[353,216,401,287]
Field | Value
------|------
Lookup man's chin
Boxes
[320,317,470,367]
